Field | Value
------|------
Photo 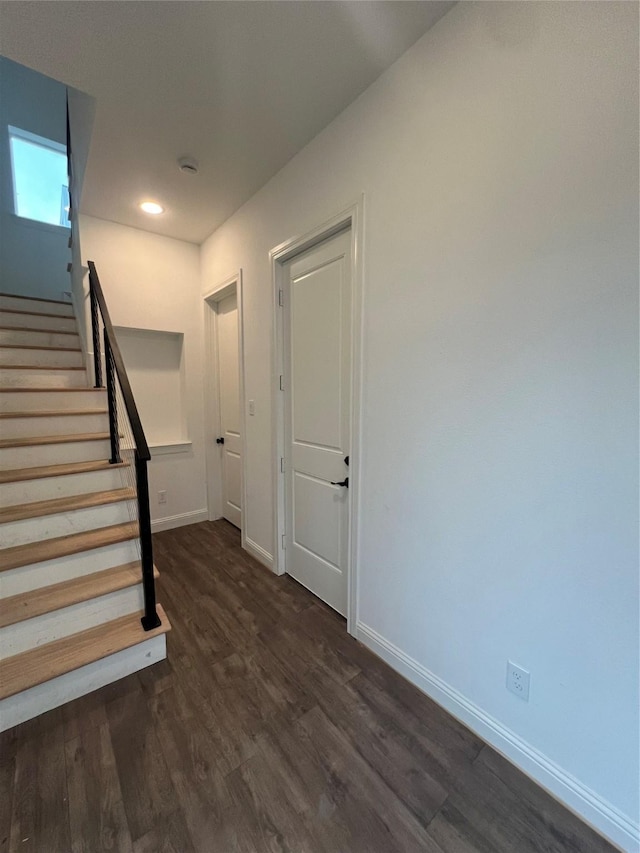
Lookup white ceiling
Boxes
[0,1,454,244]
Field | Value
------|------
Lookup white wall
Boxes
[67,84,96,352]
[200,2,639,848]
[0,57,71,300]
[79,215,208,531]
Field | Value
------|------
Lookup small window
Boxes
[9,126,70,228]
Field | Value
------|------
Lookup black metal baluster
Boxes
[90,280,103,388]
[136,455,161,630]
[104,331,121,464]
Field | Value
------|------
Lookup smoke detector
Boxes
[178,156,199,175]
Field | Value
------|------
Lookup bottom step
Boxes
[0,632,167,732]
[0,604,169,701]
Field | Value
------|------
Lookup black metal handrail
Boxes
[87,261,161,631]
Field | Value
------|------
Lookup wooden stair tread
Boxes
[0,562,159,629]
[0,432,110,449]
[0,459,128,484]
[0,387,104,392]
[0,364,85,370]
[0,604,170,699]
[0,308,76,320]
[0,345,82,352]
[0,326,77,335]
[0,409,107,418]
[0,521,139,572]
[0,487,136,523]
[0,292,72,307]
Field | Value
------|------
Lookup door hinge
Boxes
[279,375,284,391]
[278,289,284,307]
[281,533,286,550]
[280,457,285,473]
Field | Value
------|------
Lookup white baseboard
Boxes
[242,536,274,571]
[151,509,209,533]
[356,622,638,853]
[0,634,166,732]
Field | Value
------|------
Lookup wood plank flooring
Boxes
[0,520,618,852]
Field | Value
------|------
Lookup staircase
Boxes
[0,291,170,731]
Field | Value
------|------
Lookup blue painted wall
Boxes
[0,56,71,299]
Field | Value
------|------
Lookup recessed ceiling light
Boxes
[140,201,164,215]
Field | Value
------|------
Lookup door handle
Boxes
[216,437,225,445]
[331,477,349,488]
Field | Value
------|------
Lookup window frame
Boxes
[8,125,70,229]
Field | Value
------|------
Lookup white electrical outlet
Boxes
[158,490,167,504]
[506,660,530,701]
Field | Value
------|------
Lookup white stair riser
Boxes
[0,329,80,348]
[0,368,88,388]
[0,439,111,468]
[0,634,165,732]
[0,584,144,658]
[0,413,108,438]
[0,388,106,412]
[0,347,83,368]
[0,539,140,596]
[1,499,136,547]
[0,311,77,333]
[0,467,129,506]
[0,296,74,317]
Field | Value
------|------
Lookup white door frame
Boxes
[204,272,247,540]
[270,197,364,636]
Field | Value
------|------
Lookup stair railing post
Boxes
[136,454,161,631]
[89,277,103,388]
[104,331,121,464]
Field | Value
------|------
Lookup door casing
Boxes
[270,198,364,636]
[204,273,248,540]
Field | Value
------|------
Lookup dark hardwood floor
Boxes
[1,520,617,852]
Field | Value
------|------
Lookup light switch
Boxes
[249,399,255,416]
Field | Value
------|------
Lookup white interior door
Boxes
[283,229,351,616]
[217,292,242,528]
